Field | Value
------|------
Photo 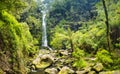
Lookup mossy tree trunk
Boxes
[102,0,112,52]
[68,27,74,53]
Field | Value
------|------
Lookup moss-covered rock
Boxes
[76,71,86,74]
[33,54,54,69]
[93,63,103,72]
[88,71,96,74]
[58,66,74,74]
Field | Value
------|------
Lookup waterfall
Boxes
[42,11,47,47]
[41,0,52,50]
[42,5,48,47]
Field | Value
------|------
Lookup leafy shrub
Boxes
[72,48,86,68]
[50,26,68,49]
[72,48,85,58]
[72,25,106,53]
[51,24,106,54]
[115,38,120,48]
[111,49,120,70]
[96,49,113,66]
[112,57,120,69]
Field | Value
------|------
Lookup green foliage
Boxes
[0,0,28,19]
[0,10,21,51]
[96,0,120,48]
[72,48,86,68]
[49,0,120,53]
[115,38,120,48]
[72,24,106,53]
[96,49,113,66]
[0,10,34,53]
[26,16,41,42]
[51,22,106,53]
[73,59,87,69]
[0,10,35,73]
[72,48,85,58]
[112,57,120,69]
[20,0,42,46]
[50,26,68,49]
[48,0,98,27]
[49,0,109,52]
[51,26,75,50]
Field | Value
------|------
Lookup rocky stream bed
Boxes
[27,49,120,74]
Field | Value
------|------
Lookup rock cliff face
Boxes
[28,49,120,74]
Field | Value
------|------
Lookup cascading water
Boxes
[42,10,48,47]
[41,0,49,47]
[41,0,52,50]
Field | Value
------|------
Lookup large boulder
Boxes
[33,54,54,69]
[93,63,103,72]
[58,66,74,74]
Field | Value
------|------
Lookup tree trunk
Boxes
[68,27,74,52]
[102,0,112,52]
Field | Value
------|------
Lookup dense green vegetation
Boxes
[0,0,120,74]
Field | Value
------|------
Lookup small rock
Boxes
[45,68,58,74]
[84,66,92,72]
[76,66,92,74]
[59,50,69,56]
[28,69,45,74]
[93,63,103,72]
[88,71,96,74]
[99,70,120,74]
[99,71,109,74]
[76,71,86,74]
[41,54,54,62]
[58,66,74,74]
[113,70,120,74]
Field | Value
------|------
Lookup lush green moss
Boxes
[0,10,35,74]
